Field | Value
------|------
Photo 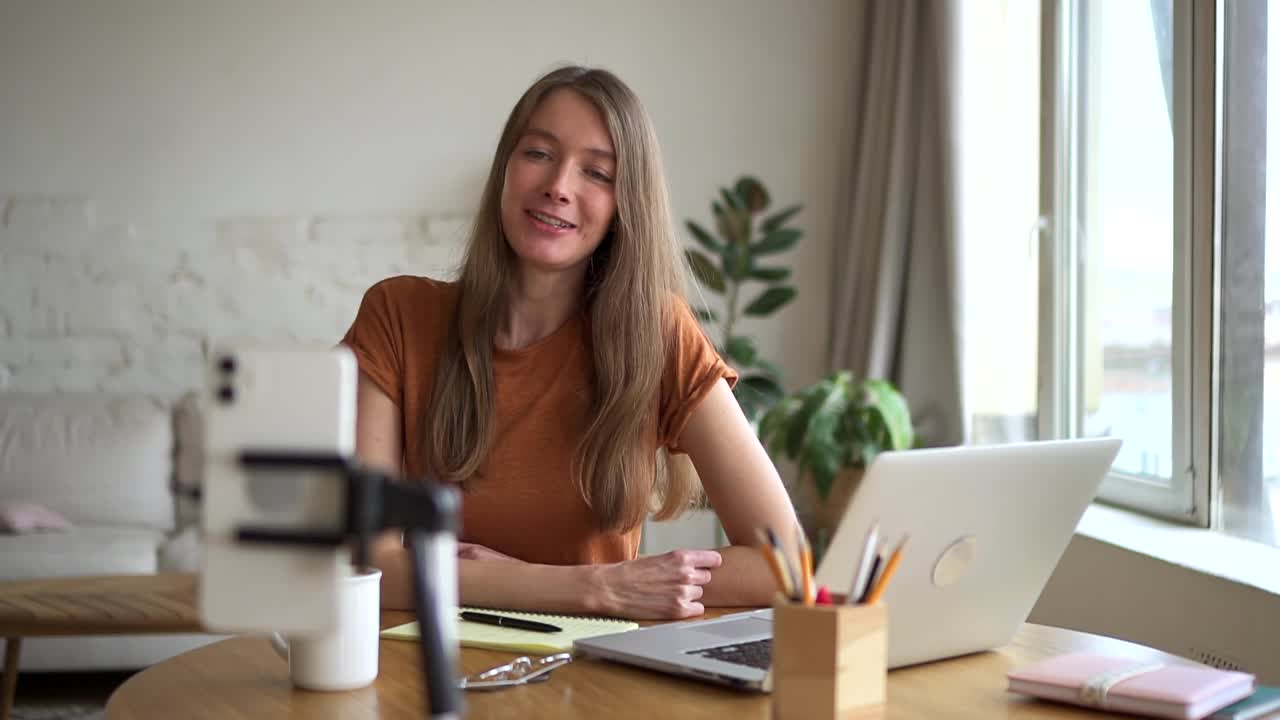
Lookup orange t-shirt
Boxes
[340,275,736,565]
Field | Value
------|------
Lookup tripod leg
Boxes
[407,529,462,720]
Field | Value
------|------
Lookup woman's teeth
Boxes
[531,211,573,228]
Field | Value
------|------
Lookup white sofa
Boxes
[0,391,221,671]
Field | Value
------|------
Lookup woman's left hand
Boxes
[457,542,524,562]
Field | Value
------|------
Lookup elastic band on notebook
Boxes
[1079,663,1166,708]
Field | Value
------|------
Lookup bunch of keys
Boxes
[457,653,573,691]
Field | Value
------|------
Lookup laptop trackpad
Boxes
[694,617,772,641]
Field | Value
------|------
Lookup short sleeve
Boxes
[340,278,406,407]
[659,299,739,453]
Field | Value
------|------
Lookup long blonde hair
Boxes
[425,66,698,532]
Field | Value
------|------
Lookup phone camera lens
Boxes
[217,385,235,404]
[217,355,236,374]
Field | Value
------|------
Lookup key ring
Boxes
[457,653,573,691]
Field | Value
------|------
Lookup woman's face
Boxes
[500,88,618,276]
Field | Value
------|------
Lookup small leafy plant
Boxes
[757,371,915,502]
[685,176,802,421]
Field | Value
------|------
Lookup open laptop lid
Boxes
[813,437,1122,667]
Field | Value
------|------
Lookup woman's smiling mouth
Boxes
[526,209,577,231]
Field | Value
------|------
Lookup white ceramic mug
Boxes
[270,567,381,691]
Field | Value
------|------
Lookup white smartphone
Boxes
[199,344,358,634]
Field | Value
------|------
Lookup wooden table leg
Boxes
[1,637,19,720]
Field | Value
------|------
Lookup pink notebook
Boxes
[1007,653,1256,720]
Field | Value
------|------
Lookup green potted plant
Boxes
[684,176,802,422]
[757,371,915,556]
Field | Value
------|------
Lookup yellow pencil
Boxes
[796,525,815,606]
[764,527,800,600]
[756,528,794,599]
[863,534,908,605]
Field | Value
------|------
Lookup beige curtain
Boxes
[829,0,963,447]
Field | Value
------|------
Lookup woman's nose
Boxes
[543,164,572,204]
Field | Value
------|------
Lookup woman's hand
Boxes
[457,542,525,562]
[589,549,723,619]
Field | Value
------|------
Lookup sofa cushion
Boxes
[0,500,72,533]
[0,393,176,532]
[0,525,165,580]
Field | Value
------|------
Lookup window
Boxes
[1030,0,1279,547]
[962,0,1278,548]
[1072,0,1179,485]
[1048,0,1207,522]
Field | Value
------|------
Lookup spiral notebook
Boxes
[381,607,639,654]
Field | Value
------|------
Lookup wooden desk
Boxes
[0,573,203,720]
[106,609,1187,719]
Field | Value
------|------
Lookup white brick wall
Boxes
[0,197,465,397]
[1,0,859,406]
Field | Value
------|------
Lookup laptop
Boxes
[573,437,1122,691]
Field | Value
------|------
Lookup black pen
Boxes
[459,611,562,634]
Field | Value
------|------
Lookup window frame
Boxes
[1216,0,1274,543]
[1038,0,1215,526]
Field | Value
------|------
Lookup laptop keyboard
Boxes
[687,638,773,670]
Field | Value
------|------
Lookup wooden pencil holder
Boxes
[770,599,888,720]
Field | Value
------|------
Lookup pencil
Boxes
[765,527,800,601]
[756,528,794,599]
[863,534,908,605]
[855,542,884,604]
[796,524,815,606]
[846,520,880,605]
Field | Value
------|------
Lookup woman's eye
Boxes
[524,149,551,161]
[586,168,614,183]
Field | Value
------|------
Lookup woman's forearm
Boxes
[700,544,783,607]
[374,541,600,613]
[374,540,778,615]
[460,560,603,613]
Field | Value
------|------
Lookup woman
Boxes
[342,65,797,620]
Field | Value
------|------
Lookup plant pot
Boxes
[791,467,864,561]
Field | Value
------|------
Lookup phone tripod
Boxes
[235,451,463,720]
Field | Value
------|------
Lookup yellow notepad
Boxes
[381,607,639,655]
